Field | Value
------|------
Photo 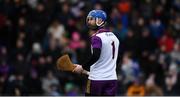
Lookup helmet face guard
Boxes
[95,18,105,26]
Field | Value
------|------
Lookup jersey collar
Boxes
[97,28,110,33]
[91,28,110,37]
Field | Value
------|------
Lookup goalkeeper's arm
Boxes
[82,48,101,71]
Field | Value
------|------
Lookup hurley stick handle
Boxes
[82,70,90,75]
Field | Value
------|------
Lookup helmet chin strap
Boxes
[96,18,104,26]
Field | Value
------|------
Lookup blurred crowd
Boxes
[0,0,179,96]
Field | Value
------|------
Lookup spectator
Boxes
[158,34,175,53]
[24,68,42,95]
[12,53,28,76]
[4,74,28,96]
[138,28,157,55]
[149,19,165,39]
[0,61,10,80]
[65,82,79,96]
[122,30,138,55]
[169,17,180,38]
[69,31,85,51]
[145,74,163,96]
[45,84,61,96]
[126,79,145,96]
[169,41,180,64]
[163,63,179,95]
[47,20,66,47]
[121,53,140,85]
[0,46,8,65]
[145,53,165,87]
[42,70,59,95]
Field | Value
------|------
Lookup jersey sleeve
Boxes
[91,36,102,49]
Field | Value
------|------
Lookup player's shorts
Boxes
[85,80,117,96]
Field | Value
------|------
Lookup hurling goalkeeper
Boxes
[73,9,120,96]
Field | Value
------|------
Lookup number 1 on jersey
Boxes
[111,41,115,59]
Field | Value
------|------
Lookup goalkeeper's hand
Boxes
[72,64,83,74]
